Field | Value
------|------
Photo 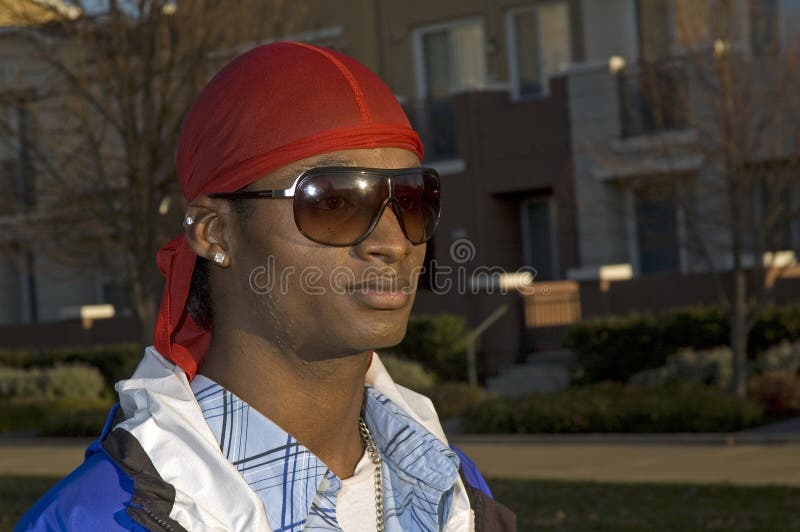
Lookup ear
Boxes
[183,196,232,268]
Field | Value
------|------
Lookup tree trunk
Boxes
[139,296,158,348]
[730,268,748,398]
[131,279,158,348]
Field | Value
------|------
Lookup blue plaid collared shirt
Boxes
[191,375,460,531]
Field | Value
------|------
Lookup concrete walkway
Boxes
[451,438,800,486]
[0,438,93,476]
[2,435,799,486]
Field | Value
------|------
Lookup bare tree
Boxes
[0,0,307,342]
[595,0,800,397]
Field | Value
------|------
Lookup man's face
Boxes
[217,147,427,360]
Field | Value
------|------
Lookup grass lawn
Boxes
[3,476,799,531]
[489,478,800,531]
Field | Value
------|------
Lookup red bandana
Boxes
[154,42,423,378]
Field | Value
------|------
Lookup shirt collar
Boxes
[191,375,460,531]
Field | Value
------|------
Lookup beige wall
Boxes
[298,0,585,100]
[567,63,630,269]
[580,0,638,63]
[375,0,584,98]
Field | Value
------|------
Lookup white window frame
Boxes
[412,17,487,100]
[505,2,572,101]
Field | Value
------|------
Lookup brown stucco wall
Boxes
[411,76,578,373]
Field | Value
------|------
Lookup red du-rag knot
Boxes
[154,42,423,379]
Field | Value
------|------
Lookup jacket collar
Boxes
[105,347,472,531]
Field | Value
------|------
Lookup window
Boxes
[617,59,690,138]
[634,182,680,274]
[637,0,672,60]
[521,198,558,281]
[673,0,712,48]
[507,3,571,99]
[414,19,487,99]
[1,101,36,210]
[412,19,485,161]
[638,0,743,58]
[750,0,780,55]
[752,162,800,254]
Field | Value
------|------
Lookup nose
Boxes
[352,202,413,263]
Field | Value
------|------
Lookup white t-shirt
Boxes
[336,449,379,531]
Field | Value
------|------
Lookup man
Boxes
[18,42,516,531]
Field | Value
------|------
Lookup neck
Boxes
[201,329,371,479]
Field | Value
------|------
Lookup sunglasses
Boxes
[209,166,441,246]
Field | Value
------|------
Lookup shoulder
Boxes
[450,445,493,498]
[449,446,519,531]
[15,441,145,531]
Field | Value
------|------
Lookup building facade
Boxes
[2,0,799,376]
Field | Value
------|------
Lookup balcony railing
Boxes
[403,97,457,162]
[523,281,581,327]
[617,60,690,138]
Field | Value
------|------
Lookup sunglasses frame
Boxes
[208,166,441,246]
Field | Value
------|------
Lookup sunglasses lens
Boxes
[294,169,440,246]
[393,170,441,244]
[294,173,388,245]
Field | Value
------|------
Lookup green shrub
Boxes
[0,402,47,433]
[747,372,800,420]
[463,382,764,433]
[565,313,669,383]
[0,366,42,399]
[37,400,113,437]
[379,355,437,390]
[461,396,516,433]
[390,314,470,381]
[753,340,800,375]
[47,364,107,399]
[422,381,489,419]
[0,343,142,393]
[0,364,106,401]
[749,305,800,355]
[629,346,733,389]
[0,398,112,435]
[566,304,800,383]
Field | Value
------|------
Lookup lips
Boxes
[349,278,414,310]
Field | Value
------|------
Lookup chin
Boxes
[351,313,410,352]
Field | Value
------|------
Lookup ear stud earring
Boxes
[212,252,226,265]
[183,215,195,227]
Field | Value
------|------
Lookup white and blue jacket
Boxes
[17,348,515,531]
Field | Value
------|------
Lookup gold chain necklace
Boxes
[358,417,384,532]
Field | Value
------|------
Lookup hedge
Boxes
[628,340,800,391]
[565,305,800,383]
[422,381,489,419]
[378,352,489,418]
[0,343,142,394]
[747,372,800,420]
[0,364,106,401]
[628,346,733,390]
[379,354,437,390]
[0,362,114,436]
[462,381,764,433]
[753,340,800,374]
[0,398,112,436]
[389,314,472,381]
